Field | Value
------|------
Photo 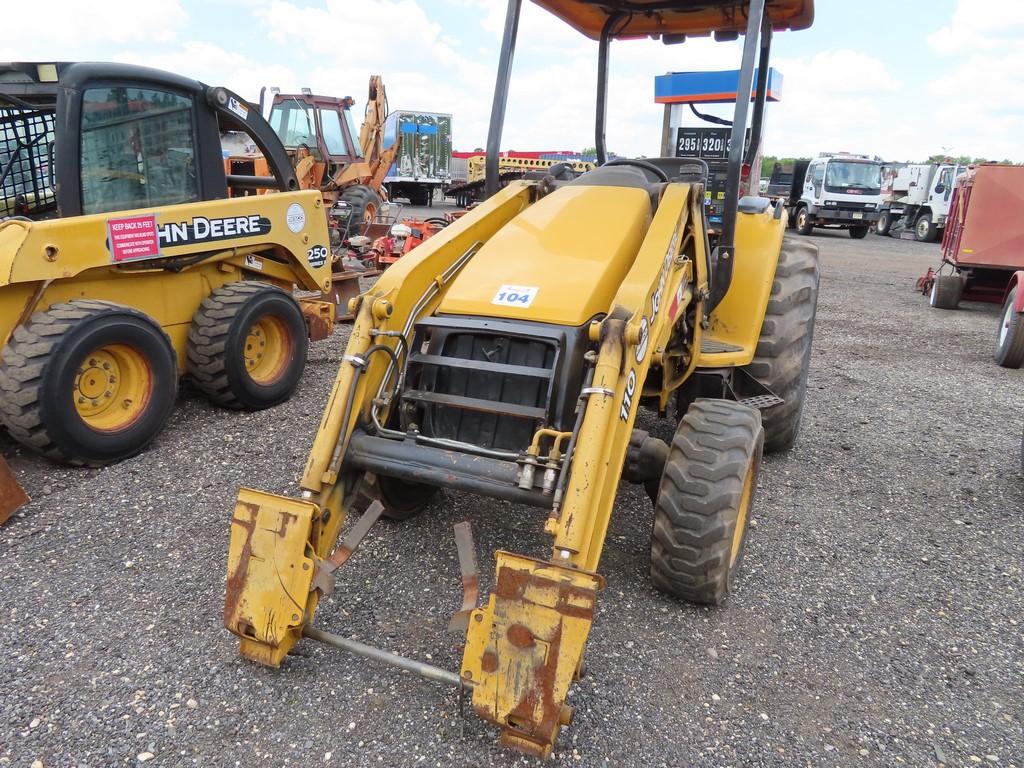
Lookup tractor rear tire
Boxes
[849,225,869,239]
[929,274,962,310]
[994,287,1024,369]
[187,282,308,410]
[340,185,381,235]
[743,236,820,453]
[0,300,177,466]
[650,399,764,605]
[795,206,814,235]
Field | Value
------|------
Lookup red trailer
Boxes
[918,164,1024,367]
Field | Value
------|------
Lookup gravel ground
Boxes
[2,223,1022,768]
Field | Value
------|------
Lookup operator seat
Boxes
[567,165,661,212]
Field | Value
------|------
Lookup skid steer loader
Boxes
[0,62,333,482]
[224,0,819,758]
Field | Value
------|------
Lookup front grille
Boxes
[830,201,874,212]
[403,316,568,452]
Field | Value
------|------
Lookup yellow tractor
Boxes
[0,62,333,490]
[224,0,818,758]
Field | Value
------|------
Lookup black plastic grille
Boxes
[0,108,56,217]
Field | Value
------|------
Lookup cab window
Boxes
[80,87,198,214]
[318,108,349,157]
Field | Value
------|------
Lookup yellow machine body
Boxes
[0,192,332,369]
[225,177,788,752]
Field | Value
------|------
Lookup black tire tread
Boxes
[0,300,175,465]
[651,399,763,605]
[994,290,1024,368]
[187,281,291,409]
[930,274,961,310]
[744,236,820,452]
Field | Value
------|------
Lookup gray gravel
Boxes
[2,225,1022,768]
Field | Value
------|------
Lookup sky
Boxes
[4,0,1024,162]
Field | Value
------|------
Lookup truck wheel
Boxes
[876,210,892,236]
[0,301,177,466]
[650,399,764,605]
[340,185,381,232]
[929,274,962,310]
[742,237,820,452]
[187,282,308,410]
[849,225,869,239]
[915,212,937,242]
[994,287,1024,368]
[795,206,814,235]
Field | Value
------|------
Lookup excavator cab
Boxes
[224,0,818,759]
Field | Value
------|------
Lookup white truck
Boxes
[787,153,884,239]
[876,162,964,242]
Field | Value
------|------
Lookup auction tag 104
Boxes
[492,285,539,308]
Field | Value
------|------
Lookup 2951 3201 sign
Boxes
[675,127,749,160]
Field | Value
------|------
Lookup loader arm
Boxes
[224,182,535,666]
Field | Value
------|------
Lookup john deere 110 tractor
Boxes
[224,0,819,758]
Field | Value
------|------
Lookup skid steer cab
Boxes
[224,0,820,759]
[0,62,334,474]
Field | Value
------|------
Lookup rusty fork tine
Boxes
[0,457,29,525]
[311,500,386,594]
[448,521,479,634]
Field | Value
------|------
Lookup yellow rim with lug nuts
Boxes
[730,461,756,567]
[243,316,292,384]
[73,345,152,432]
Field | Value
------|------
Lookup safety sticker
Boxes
[227,96,249,122]
[492,285,538,308]
[108,214,160,263]
[244,254,263,271]
[286,203,306,234]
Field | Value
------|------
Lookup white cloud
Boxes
[928,0,1024,51]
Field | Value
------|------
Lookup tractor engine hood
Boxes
[438,184,652,326]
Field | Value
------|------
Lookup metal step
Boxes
[700,338,744,354]
[738,394,784,410]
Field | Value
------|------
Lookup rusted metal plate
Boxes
[323,272,363,322]
[0,457,29,524]
[447,521,479,634]
[311,500,385,595]
[299,298,335,341]
[461,551,603,759]
[224,488,317,667]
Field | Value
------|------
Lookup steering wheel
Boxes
[602,157,669,183]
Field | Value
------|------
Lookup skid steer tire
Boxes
[650,399,764,605]
[0,300,177,466]
[187,282,307,410]
[743,236,820,453]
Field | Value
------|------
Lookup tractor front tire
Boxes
[340,185,381,234]
[187,282,308,410]
[929,274,962,310]
[743,236,820,453]
[378,475,438,521]
[994,287,1024,369]
[0,301,177,466]
[650,399,764,605]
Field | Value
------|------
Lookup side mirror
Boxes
[934,184,945,194]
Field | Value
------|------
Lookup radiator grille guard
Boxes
[1,107,56,217]
[402,316,592,453]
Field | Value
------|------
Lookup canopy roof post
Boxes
[595,13,622,166]
[485,0,523,198]
[709,0,766,313]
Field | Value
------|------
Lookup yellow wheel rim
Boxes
[73,345,152,432]
[730,460,757,567]
[243,315,292,384]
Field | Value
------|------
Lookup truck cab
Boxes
[792,153,883,239]
[877,162,963,242]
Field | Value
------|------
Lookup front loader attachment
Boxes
[462,552,603,758]
[0,457,29,524]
